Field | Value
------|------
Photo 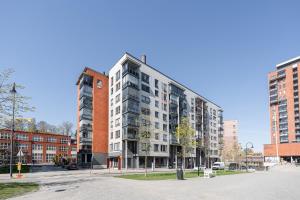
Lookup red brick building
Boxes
[76,67,109,167]
[265,56,300,163]
[0,129,77,165]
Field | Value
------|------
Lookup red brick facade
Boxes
[0,129,77,164]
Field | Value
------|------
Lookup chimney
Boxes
[141,54,146,64]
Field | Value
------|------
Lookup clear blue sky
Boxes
[1,0,300,151]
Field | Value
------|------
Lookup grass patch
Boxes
[0,182,39,200]
[117,170,244,180]
[0,165,30,174]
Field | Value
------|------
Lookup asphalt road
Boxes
[9,166,300,200]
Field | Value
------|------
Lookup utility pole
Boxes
[9,83,17,179]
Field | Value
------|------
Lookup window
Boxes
[32,153,43,163]
[46,154,55,163]
[191,115,194,120]
[155,90,159,97]
[141,95,150,104]
[97,80,102,88]
[47,145,56,151]
[155,111,159,118]
[142,84,150,93]
[110,143,113,151]
[116,70,120,81]
[47,137,57,143]
[155,122,160,129]
[115,118,120,127]
[163,114,167,122]
[111,109,113,117]
[114,142,120,151]
[155,100,159,108]
[161,145,167,152]
[15,134,28,141]
[60,146,67,152]
[111,77,114,86]
[0,142,9,150]
[116,82,120,91]
[16,143,28,150]
[154,144,159,152]
[60,138,68,144]
[141,107,150,116]
[111,87,113,95]
[116,106,121,115]
[163,103,167,111]
[32,144,43,150]
[111,98,113,106]
[116,94,120,103]
[155,79,159,88]
[115,130,120,138]
[0,132,10,139]
[32,136,43,142]
[155,133,159,140]
[163,134,168,142]
[163,124,168,132]
[141,72,149,83]
[110,132,113,139]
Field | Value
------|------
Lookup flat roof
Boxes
[276,56,300,70]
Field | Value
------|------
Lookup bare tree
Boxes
[36,121,48,133]
[60,121,73,136]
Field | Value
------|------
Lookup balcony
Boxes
[123,132,138,140]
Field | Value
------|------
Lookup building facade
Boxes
[107,53,223,169]
[0,129,77,165]
[76,68,109,167]
[264,56,300,163]
[223,120,239,163]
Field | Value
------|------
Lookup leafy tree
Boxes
[139,116,152,176]
[176,117,195,170]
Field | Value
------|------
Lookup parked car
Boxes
[212,162,225,170]
[228,162,240,170]
[66,163,78,170]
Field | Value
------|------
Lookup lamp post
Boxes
[9,83,17,178]
[245,142,254,171]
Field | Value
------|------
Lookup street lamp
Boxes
[245,142,254,171]
[9,83,17,178]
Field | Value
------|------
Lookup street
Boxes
[4,165,300,200]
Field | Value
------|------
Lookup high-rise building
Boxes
[76,68,109,167]
[223,120,239,162]
[264,56,300,163]
[107,53,223,169]
[76,53,224,169]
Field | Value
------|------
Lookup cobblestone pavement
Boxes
[8,166,300,200]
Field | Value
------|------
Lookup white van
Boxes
[212,162,225,170]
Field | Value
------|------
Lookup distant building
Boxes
[0,129,77,165]
[264,56,300,163]
[223,120,239,162]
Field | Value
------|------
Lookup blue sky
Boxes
[1,0,300,151]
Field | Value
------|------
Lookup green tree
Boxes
[139,117,152,177]
[176,117,195,170]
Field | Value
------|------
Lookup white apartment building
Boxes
[108,53,223,169]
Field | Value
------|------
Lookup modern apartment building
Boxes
[264,56,300,163]
[223,120,239,162]
[107,53,223,169]
[76,68,109,167]
[0,129,77,164]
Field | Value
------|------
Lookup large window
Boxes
[116,106,121,115]
[115,94,121,103]
[32,136,43,142]
[32,153,43,163]
[141,95,150,104]
[154,144,159,152]
[141,72,149,83]
[47,145,56,151]
[142,84,150,93]
[32,144,43,150]
[47,137,57,143]
[161,145,167,152]
[46,154,55,163]
[116,70,120,81]
[0,132,10,139]
[15,134,28,141]
[114,142,120,151]
[115,130,120,138]
[141,107,150,116]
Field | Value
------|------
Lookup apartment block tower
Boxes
[108,53,223,169]
[264,56,300,163]
[76,68,109,167]
[223,120,239,163]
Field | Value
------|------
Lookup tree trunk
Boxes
[145,155,147,177]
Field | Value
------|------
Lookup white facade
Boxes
[108,53,223,168]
